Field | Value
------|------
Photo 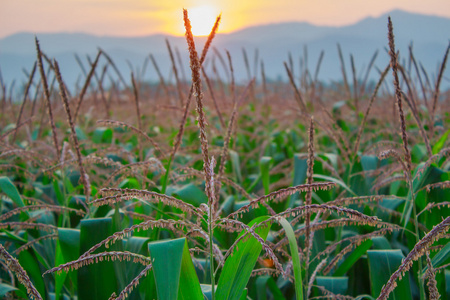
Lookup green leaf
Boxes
[148,238,183,300]
[371,237,392,250]
[255,276,286,300]
[337,119,350,132]
[122,236,156,300]
[54,240,68,300]
[259,156,273,195]
[74,126,87,140]
[367,250,412,300]
[216,216,272,300]
[52,179,65,207]
[278,217,303,300]
[200,285,216,300]
[92,127,113,144]
[119,178,141,190]
[432,128,450,154]
[0,176,25,208]
[58,228,80,294]
[360,155,378,172]
[229,150,242,184]
[412,164,445,193]
[63,176,75,195]
[173,183,208,207]
[0,231,27,244]
[411,144,427,163]
[316,276,348,295]
[148,237,202,300]
[18,249,47,298]
[201,285,247,300]
[78,218,117,300]
[220,196,235,217]
[58,229,80,257]
[359,155,379,192]
[288,155,307,208]
[334,239,373,276]
[313,174,357,196]
[179,238,204,300]
[402,164,446,228]
[0,282,26,299]
[445,270,450,299]
[430,241,450,269]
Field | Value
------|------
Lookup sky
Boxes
[1,0,450,38]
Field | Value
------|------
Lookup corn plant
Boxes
[0,10,449,300]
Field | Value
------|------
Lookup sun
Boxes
[187,5,220,36]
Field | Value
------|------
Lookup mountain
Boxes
[1,9,449,94]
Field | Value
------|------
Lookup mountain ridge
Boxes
[1,9,449,91]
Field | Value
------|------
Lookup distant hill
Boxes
[1,9,449,94]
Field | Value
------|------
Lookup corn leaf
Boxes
[278,217,303,300]
[216,216,272,300]
[445,270,450,299]
[288,155,307,208]
[334,239,373,276]
[259,156,273,195]
[255,275,286,300]
[367,250,412,300]
[148,237,203,300]
[78,218,117,300]
[0,176,25,208]
[18,248,47,298]
[432,128,450,154]
[316,276,348,295]
[173,183,208,207]
[201,285,247,300]
[0,282,26,298]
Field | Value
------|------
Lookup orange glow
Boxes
[1,1,450,38]
[183,5,221,36]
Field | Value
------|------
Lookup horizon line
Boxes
[1,8,448,40]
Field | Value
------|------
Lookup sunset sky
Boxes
[1,0,450,38]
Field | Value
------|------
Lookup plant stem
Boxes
[409,180,426,300]
[209,204,215,300]
[161,157,172,195]
[152,157,172,240]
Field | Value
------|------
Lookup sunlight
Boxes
[187,5,220,36]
